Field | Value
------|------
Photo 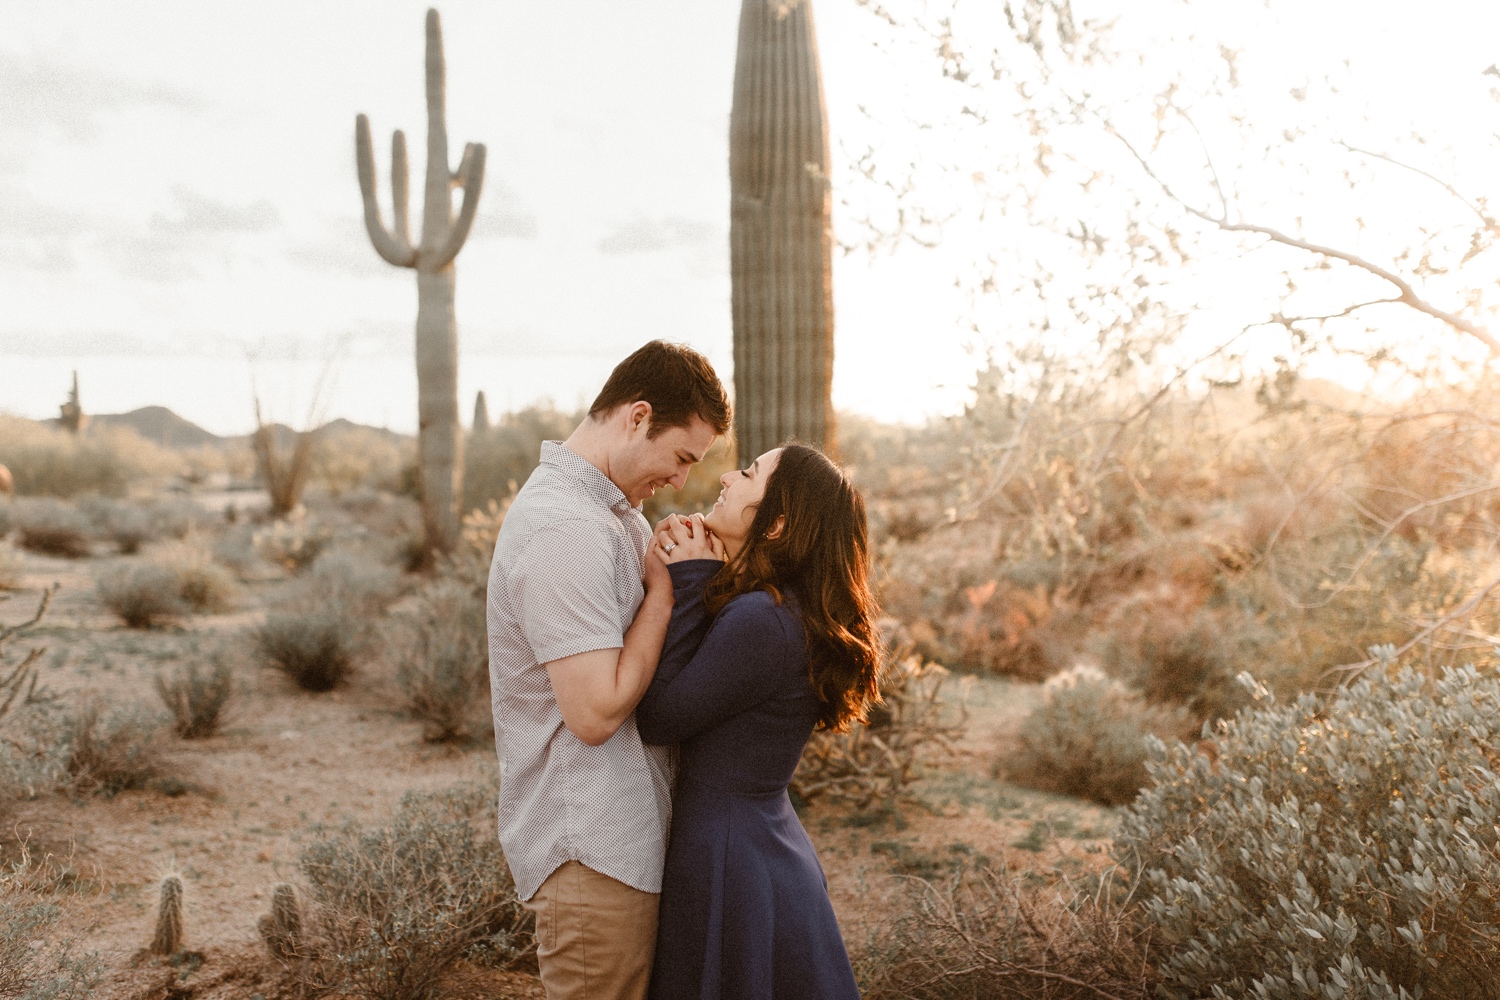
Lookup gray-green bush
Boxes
[155,657,234,739]
[1003,666,1183,807]
[64,697,165,796]
[388,580,489,742]
[299,783,531,1000]
[256,549,402,691]
[94,563,185,628]
[1118,660,1500,999]
[12,500,91,559]
[0,854,103,1000]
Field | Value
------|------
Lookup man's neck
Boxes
[562,420,619,492]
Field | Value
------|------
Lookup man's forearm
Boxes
[614,589,673,711]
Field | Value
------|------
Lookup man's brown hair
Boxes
[589,340,731,437]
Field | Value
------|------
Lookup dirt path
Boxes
[2,540,1113,999]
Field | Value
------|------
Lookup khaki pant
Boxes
[523,861,660,1000]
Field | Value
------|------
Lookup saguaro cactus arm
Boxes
[429,142,486,269]
[355,114,417,267]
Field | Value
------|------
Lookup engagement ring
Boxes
[664,542,677,554]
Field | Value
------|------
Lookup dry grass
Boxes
[155,656,235,739]
[64,696,166,796]
[0,415,180,498]
[857,864,1155,999]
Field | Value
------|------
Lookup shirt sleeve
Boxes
[509,519,630,664]
[636,590,795,746]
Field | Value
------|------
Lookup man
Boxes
[487,340,730,1000]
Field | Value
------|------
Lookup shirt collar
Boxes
[540,441,638,515]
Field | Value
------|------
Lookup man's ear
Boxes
[765,515,786,540]
[624,401,653,435]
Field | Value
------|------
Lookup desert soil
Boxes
[2,539,1112,1000]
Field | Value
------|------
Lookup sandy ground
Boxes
[1,537,1112,999]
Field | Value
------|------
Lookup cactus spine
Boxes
[729,0,836,460]
[258,882,303,961]
[356,7,486,560]
[151,874,183,955]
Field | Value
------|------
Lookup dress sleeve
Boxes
[636,589,795,746]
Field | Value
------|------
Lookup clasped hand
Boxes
[651,513,726,566]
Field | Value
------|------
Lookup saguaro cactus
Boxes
[730,0,836,460]
[59,370,86,436]
[356,7,486,559]
[472,389,490,434]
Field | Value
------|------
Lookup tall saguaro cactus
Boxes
[730,0,836,461]
[355,7,486,559]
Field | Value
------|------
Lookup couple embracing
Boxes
[487,341,878,1000]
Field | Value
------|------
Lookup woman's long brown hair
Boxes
[704,444,882,732]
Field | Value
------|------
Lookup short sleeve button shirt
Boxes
[487,441,673,901]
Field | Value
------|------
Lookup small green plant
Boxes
[1002,665,1183,807]
[299,783,531,1000]
[154,658,234,739]
[64,697,164,796]
[94,563,184,628]
[150,874,184,956]
[1118,660,1500,999]
[388,580,488,742]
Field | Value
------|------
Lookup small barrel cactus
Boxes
[258,882,304,961]
[150,874,183,955]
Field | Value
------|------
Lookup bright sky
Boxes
[1,1,1497,435]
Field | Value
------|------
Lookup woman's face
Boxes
[703,448,782,554]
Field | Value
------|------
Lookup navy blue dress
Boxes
[636,560,860,1000]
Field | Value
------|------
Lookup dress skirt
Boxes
[648,776,860,1000]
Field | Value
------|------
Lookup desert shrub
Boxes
[77,495,153,553]
[1117,660,1500,999]
[0,590,65,817]
[388,581,489,742]
[1004,666,1184,807]
[310,424,412,496]
[11,500,91,559]
[155,657,234,739]
[0,543,23,591]
[154,539,237,613]
[299,783,532,1000]
[64,697,165,796]
[94,563,185,628]
[439,500,510,597]
[0,853,103,1000]
[0,416,178,498]
[793,651,962,808]
[253,508,330,573]
[256,548,400,691]
[462,404,577,513]
[856,864,1155,999]
[256,610,356,692]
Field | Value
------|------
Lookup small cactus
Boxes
[472,390,490,434]
[258,882,304,961]
[59,370,87,436]
[150,874,183,955]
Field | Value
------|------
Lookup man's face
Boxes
[613,410,718,506]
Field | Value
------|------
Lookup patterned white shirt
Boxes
[487,441,673,900]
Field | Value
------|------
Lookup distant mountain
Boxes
[90,406,221,448]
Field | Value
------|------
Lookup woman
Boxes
[636,444,882,1000]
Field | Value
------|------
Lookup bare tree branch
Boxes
[1096,113,1500,355]
[1335,141,1499,233]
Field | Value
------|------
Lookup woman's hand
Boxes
[651,513,726,565]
